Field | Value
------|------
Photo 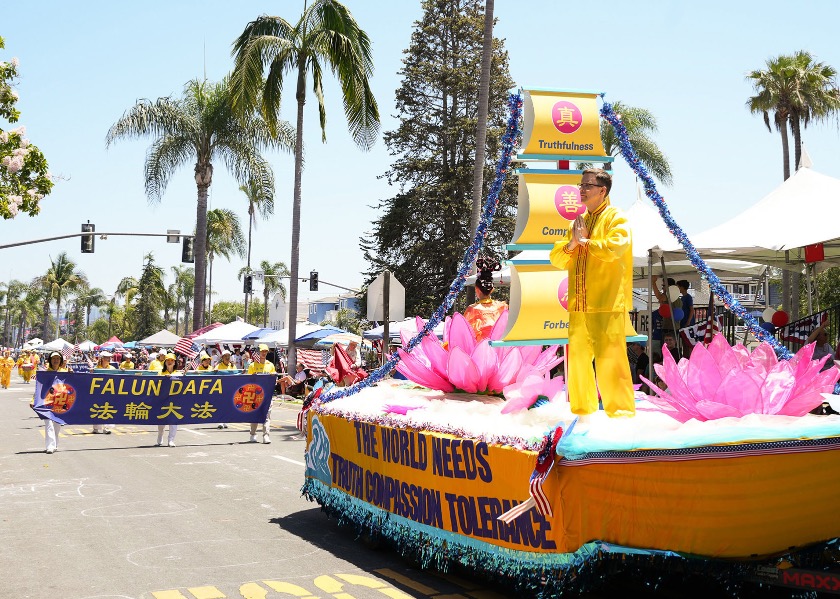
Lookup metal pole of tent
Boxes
[659,256,683,357]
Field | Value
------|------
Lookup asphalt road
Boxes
[2,373,813,599]
[0,373,511,599]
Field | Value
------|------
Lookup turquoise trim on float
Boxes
[490,335,647,347]
[506,243,553,252]
[517,153,615,162]
[522,86,605,96]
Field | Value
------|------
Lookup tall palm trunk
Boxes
[55,294,62,337]
[789,114,803,320]
[286,64,307,373]
[207,256,214,325]
[174,301,181,336]
[245,201,254,321]
[779,119,792,316]
[467,0,494,307]
[42,298,50,340]
[193,164,212,330]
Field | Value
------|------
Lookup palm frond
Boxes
[143,135,195,202]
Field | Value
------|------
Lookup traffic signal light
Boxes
[181,237,194,263]
[309,271,318,291]
[243,275,253,294]
[81,222,95,253]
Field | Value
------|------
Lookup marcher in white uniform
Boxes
[156,354,180,447]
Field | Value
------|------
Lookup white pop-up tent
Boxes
[191,320,259,344]
[258,323,335,347]
[663,166,840,271]
[139,329,181,347]
[40,338,72,352]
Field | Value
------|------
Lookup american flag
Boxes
[702,292,720,346]
[297,348,329,375]
[174,336,200,358]
[249,347,261,363]
[678,293,722,349]
[61,344,74,362]
[186,355,199,370]
[779,310,828,344]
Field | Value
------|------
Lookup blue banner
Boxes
[32,371,275,426]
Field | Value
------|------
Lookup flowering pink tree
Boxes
[0,35,53,219]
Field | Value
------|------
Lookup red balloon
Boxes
[658,304,671,318]
[771,310,789,327]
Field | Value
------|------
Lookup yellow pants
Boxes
[567,311,635,417]
[22,368,32,383]
[0,370,10,389]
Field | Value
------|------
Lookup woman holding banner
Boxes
[40,351,69,453]
[156,354,180,447]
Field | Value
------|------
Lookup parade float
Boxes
[300,89,840,595]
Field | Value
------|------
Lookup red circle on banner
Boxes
[233,383,265,413]
[554,185,584,220]
[771,310,789,327]
[557,278,569,311]
[551,101,583,134]
[47,382,76,414]
[659,304,672,318]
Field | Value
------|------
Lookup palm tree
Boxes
[106,78,291,331]
[108,276,139,338]
[786,51,840,174]
[232,0,380,370]
[205,207,246,322]
[170,265,193,335]
[35,252,88,339]
[259,260,289,328]
[239,180,274,320]
[747,55,798,182]
[599,101,673,186]
[79,286,107,330]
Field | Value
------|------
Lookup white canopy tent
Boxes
[77,340,97,352]
[191,320,259,345]
[22,338,43,350]
[661,167,840,271]
[40,338,72,352]
[139,329,181,347]
[257,322,330,347]
[364,318,445,341]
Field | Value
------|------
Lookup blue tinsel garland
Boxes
[600,102,793,360]
[320,92,524,403]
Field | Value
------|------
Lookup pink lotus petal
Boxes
[471,340,497,392]
[518,344,542,367]
[708,334,741,376]
[384,404,424,415]
[501,373,545,414]
[395,348,454,392]
[640,374,703,419]
[488,348,523,392]
[695,399,744,420]
[660,344,703,407]
[684,342,722,399]
[749,343,778,374]
[760,367,796,415]
[712,369,762,413]
[420,333,450,380]
[531,345,563,372]
[489,310,510,341]
[447,313,477,355]
[543,374,566,402]
[447,346,480,393]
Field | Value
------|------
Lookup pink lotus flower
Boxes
[501,370,565,414]
[641,334,840,422]
[395,312,562,395]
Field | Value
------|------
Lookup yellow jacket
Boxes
[247,360,276,375]
[215,361,236,371]
[549,199,633,313]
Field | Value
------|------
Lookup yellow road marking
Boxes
[263,580,318,597]
[187,586,226,598]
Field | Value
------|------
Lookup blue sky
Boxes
[3,0,840,310]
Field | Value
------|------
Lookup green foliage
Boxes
[0,35,54,219]
[209,300,265,326]
[106,77,289,329]
[361,0,515,318]
[814,267,840,312]
[598,101,673,186]
[132,253,166,339]
[35,252,88,339]
[87,318,110,344]
[320,307,363,334]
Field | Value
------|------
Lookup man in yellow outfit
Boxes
[549,169,635,418]
[246,344,275,444]
[0,349,14,389]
